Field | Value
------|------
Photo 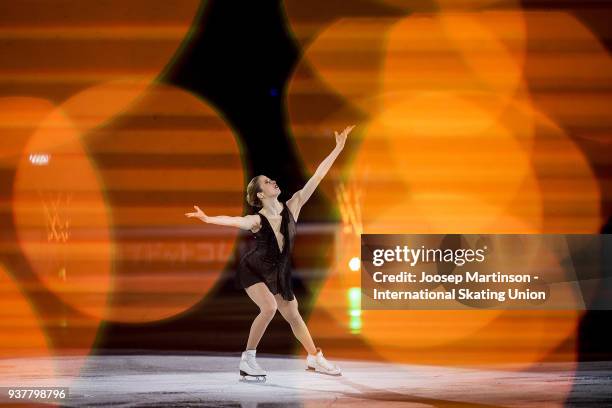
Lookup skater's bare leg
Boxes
[244,282,278,350]
[275,294,317,355]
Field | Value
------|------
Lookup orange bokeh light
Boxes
[288,6,607,371]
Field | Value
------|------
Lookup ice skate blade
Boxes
[305,366,342,376]
[239,370,267,382]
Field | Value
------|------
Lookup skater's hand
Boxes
[185,205,208,222]
[335,125,355,150]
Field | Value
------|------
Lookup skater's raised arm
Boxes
[287,125,355,219]
[185,206,260,230]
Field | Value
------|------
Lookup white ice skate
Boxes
[306,347,342,376]
[239,349,267,382]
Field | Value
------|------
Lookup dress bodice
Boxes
[253,201,296,260]
[257,209,284,252]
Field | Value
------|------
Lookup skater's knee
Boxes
[259,303,277,319]
[282,305,302,324]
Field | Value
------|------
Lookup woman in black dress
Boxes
[186,125,354,378]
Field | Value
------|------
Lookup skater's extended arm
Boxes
[185,206,259,230]
[287,125,355,218]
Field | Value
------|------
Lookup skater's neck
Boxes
[260,198,282,216]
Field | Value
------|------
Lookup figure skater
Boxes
[185,125,355,380]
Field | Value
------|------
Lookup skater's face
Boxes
[257,176,280,200]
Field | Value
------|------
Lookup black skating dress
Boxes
[235,200,297,301]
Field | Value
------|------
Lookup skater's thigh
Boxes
[245,282,277,312]
[274,293,299,319]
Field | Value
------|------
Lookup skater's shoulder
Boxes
[239,214,262,233]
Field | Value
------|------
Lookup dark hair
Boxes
[246,175,263,208]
